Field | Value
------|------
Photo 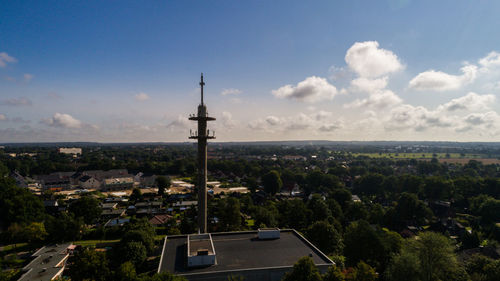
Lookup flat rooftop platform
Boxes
[159,229,333,277]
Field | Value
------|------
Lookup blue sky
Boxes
[1,0,500,142]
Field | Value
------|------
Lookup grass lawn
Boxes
[246,219,255,227]
[73,239,120,247]
[0,243,28,253]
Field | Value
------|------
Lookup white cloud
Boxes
[221,88,242,95]
[134,92,150,101]
[346,89,402,109]
[248,119,268,131]
[478,51,500,69]
[285,113,314,130]
[167,115,190,129]
[0,114,6,121]
[438,92,495,112]
[1,97,33,106]
[45,113,83,129]
[221,111,237,128]
[248,112,343,134]
[24,73,33,82]
[345,41,403,78]
[272,76,338,103]
[385,104,454,131]
[265,116,281,126]
[349,77,388,93]
[409,65,477,91]
[463,111,498,126]
[0,52,17,67]
[456,111,500,133]
[319,120,344,132]
[312,110,333,121]
[328,66,351,81]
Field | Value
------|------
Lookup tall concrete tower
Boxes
[189,73,215,233]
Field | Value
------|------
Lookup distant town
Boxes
[1,141,500,280]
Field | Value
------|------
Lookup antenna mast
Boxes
[200,73,205,105]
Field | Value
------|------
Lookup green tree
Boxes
[354,173,385,196]
[278,199,311,231]
[307,194,332,223]
[416,232,461,281]
[423,176,453,200]
[130,188,143,202]
[343,220,386,271]
[218,197,241,231]
[306,221,343,255]
[388,232,465,281]
[329,188,352,209]
[0,179,45,226]
[464,254,500,281]
[68,195,102,224]
[478,197,500,224]
[156,176,171,196]
[68,248,110,281]
[385,244,421,281]
[120,241,147,267]
[282,256,323,281]
[351,261,377,281]
[245,177,258,193]
[6,223,24,245]
[323,265,345,281]
[115,261,137,281]
[22,222,48,243]
[262,170,282,195]
[45,213,84,242]
[393,193,433,225]
[253,205,278,227]
[121,230,155,254]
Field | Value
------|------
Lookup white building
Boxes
[58,147,82,155]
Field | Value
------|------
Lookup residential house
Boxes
[10,171,27,188]
[101,208,126,220]
[37,172,74,191]
[103,177,134,191]
[134,201,164,217]
[44,200,59,215]
[149,214,173,226]
[18,243,75,281]
[58,147,82,155]
[79,175,101,189]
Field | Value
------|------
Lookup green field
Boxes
[73,239,120,247]
[351,152,485,159]
[0,243,28,253]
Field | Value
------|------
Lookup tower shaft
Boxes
[197,105,208,233]
[189,73,215,234]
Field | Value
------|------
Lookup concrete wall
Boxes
[180,264,331,281]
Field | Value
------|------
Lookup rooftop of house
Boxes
[104,177,134,185]
[173,201,198,207]
[101,202,118,209]
[18,243,73,281]
[149,214,173,225]
[83,169,130,180]
[79,175,96,182]
[158,229,333,276]
[101,209,126,216]
[135,201,163,208]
